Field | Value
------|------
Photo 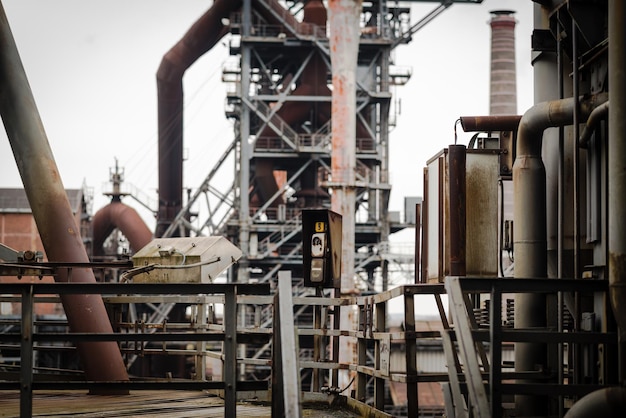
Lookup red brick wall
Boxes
[0,213,62,316]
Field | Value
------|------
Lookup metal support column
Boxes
[489,284,503,417]
[404,288,418,416]
[374,297,386,410]
[272,271,302,418]
[223,286,237,417]
[20,285,34,418]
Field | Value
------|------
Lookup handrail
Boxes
[1,282,270,418]
[2,277,616,417]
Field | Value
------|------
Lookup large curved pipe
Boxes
[92,202,153,256]
[579,101,609,148]
[156,0,240,237]
[563,387,626,418]
[0,3,128,387]
[156,0,301,237]
[513,93,607,413]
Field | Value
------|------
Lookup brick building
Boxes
[0,187,92,315]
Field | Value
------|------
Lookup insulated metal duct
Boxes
[513,93,607,414]
[0,2,128,387]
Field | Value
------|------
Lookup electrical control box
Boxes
[302,209,342,288]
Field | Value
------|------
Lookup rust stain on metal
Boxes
[609,251,626,332]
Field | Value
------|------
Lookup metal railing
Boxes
[0,282,270,418]
[3,273,615,417]
[443,277,616,418]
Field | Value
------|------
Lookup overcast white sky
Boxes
[0,0,534,233]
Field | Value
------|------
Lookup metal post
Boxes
[237,0,251,284]
[415,203,421,283]
[275,271,302,417]
[356,298,368,401]
[448,145,466,276]
[489,284,503,417]
[223,286,237,417]
[20,285,34,418]
[422,168,429,283]
[313,288,322,392]
[374,298,386,410]
[331,288,340,389]
[404,289,418,416]
[197,302,207,381]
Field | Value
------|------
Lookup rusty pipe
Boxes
[329,0,360,291]
[608,0,626,385]
[328,0,361,393]
[156,0,303,237]
[459,115,521,132]
[92,202,153,256]
[156,0,238,237]
[579,101,609,148]
[513,92,608,398]
[0,2,128,387]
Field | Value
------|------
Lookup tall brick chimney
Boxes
[489,10,517,115]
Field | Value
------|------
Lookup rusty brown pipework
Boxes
[459,115,522,132]
[156,0,239,237]
[156,0,303,237]
[579,101,609,148]
[513,92,608,397]
[0,3,129,387]
[92,202,153,256]
[448,145,466,276]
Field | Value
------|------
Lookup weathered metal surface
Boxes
[513,93,609,395]
[272,271,302,418]
[608,0,626,385]
[131,236,242,283]
[448,145,466,277]
[328,0,361,392]
[328,0,360,291]
[156,0,240,237]
[459,115,521,132]
[425,155,443,282]
[425,149,498,281]
[92,202,152,256]
[0,3,128,386]
[156,0,304,237]
[465,152,499,276]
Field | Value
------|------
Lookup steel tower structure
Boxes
[159,1,480,289]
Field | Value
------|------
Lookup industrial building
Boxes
[1,0,625,417]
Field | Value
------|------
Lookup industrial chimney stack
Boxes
[489,10,517,115]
